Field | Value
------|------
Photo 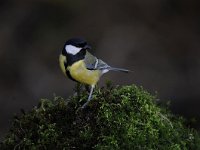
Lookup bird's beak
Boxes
[84,44,91,50]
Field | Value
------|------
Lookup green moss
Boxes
[1,84,200,149]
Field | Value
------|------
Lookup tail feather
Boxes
[108,67,131,73]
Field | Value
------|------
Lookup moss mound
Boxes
[1,84,200,149]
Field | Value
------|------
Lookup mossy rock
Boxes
[1,84,200,149]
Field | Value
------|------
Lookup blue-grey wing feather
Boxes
[84,51,110,70]
[84,51,130,73]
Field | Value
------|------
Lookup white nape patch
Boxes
[65,45,82,55]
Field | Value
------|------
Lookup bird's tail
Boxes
[108,67,131,73]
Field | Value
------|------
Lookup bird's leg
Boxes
[81,85,95,108]
[88,85,94,101]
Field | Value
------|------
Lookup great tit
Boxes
[59,38,130,108]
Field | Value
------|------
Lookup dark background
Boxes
[0,0,200,139]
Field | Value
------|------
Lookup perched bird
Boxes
[59,38,130,108]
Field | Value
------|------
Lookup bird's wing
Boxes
[84,51,110,70]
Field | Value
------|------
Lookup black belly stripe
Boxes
[66,70,78,82]
[64,49,86,82]
[67,50,86,66]
[64,62,78,82]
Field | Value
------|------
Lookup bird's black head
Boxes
[62,38,91,56]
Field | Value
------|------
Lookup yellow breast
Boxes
[59,54,67,76]
[69,60,101,86]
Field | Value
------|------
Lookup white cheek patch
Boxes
[65,45,82,55]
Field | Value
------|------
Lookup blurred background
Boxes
[0,0,200,139]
